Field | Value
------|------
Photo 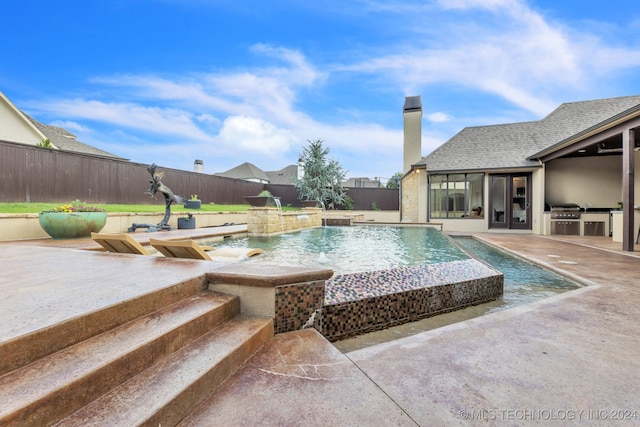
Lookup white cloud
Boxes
[219,115,294,157]
[342,0,629,116]
[438,0,518,12]
[49,120,91,134]
[426,112,450,123]
[34,99,213,142]
[21,0,640,179]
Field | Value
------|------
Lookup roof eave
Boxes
[528,104,640,160]
[0,92,49,142]
[423,164,542,174]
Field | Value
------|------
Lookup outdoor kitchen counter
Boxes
[543,211,611,237]
[611,210,623,242]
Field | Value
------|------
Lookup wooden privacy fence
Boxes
[0,140,398,210]
[265,184,399,210]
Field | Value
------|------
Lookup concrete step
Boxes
[0,291,240,426]
[178,329,413,426]
[56,315,273,427]
[2,275,206,377]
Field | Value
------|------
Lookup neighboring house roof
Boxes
[265,164,298,185]
[216,162,271,183]
[343,177,381,188]
[0,92,47,144]
[419,95,640,173]
[217,162,376,188]
[0,90,124,159]
[26,116,125,159]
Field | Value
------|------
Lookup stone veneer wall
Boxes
[401,172,420,222]
[246,207,322,236]
[321,259,503,341]
[323,214,365,226]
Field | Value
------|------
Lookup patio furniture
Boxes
[149,238,264,261]
[149,238,212,260]
[91,233,151,255]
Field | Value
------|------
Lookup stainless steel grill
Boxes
[549,203,581,219]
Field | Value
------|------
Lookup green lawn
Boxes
[0,202,299,214]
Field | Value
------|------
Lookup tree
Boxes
[36,138,52,148]
[295,139,347,209]
[386,172,403,189]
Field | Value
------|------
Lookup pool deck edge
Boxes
[2,230,640,425]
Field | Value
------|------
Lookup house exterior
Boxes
[218,162,384,189]
[215,162,272,184]
[343,177,382,188]
[265,164,299,185]
[401,95,640,251]
[0,91,123,159]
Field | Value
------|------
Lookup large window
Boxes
[429,173,484,219]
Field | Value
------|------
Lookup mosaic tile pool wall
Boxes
[274,280,325,334]
[320,259,503,341]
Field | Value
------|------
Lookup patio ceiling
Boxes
[556,133,640,158]
[533,114,640,162]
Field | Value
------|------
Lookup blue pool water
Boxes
[333,234,582,351]
[204,226,469,275]
[452,236,580,311]
[206,226,581,311]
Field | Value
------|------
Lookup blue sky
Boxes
[2,1,640,182]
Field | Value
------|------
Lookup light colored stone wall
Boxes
[246,207,322,236]
[0,211,248,241]
[401,171,420,222]
[328,210,400,222]
[404,109,422,173]
[0,209,403,241]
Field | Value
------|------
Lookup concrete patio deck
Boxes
[2,228,639,425]
[184,232,640,426]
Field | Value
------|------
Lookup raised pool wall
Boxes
[321,259,504,341]
[206,263,330,334]
[206,257,503,341]
[246,207,322,236]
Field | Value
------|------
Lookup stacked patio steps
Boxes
[0,286,273,426]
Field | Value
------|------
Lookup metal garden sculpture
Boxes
[128,164,185,232]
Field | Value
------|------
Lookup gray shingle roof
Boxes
[216,162,271,182]
[419,95,640,172]
[265,164,298,185]
[26,116,125,159]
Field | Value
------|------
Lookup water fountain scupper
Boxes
[273,197,285,232]
[319,201,326,226]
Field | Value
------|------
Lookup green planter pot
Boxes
[39,212,108,239]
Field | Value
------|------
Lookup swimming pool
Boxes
[452,236,580,312]
[206,225,580,341]
[333,235,582,350]
[204,225,469,275]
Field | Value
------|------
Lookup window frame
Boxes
[428,172,484,219]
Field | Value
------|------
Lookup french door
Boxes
[489,173,531,229]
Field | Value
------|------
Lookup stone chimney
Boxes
[297,157,305,180]
[194,159,204,173]
[403,96,422,174]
